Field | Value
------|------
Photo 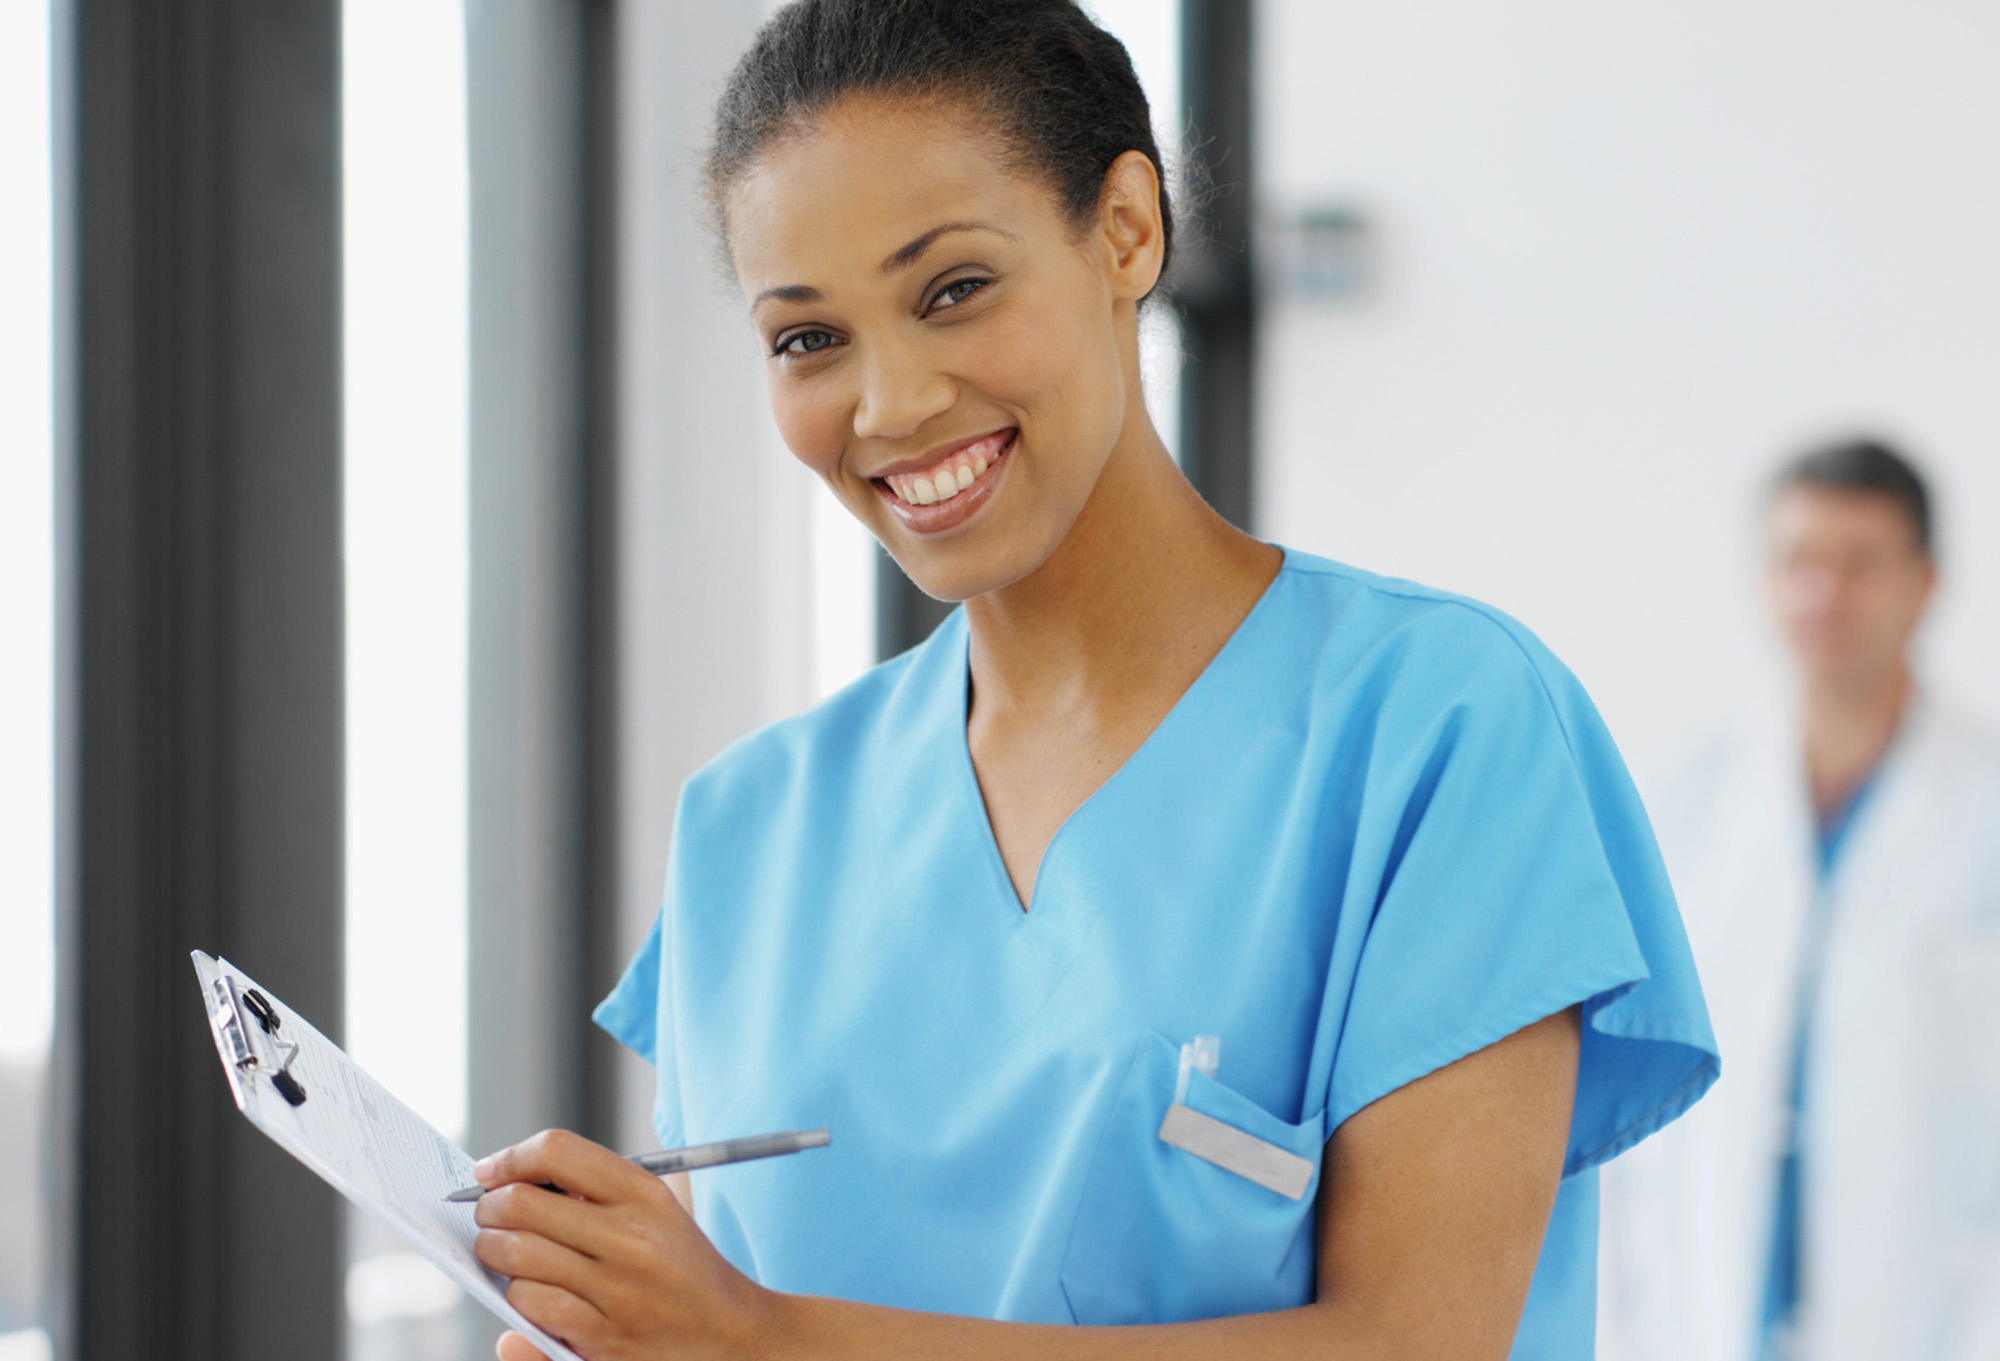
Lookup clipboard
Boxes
[192,950,584,1361]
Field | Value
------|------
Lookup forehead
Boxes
[1768,482,1921,550]
[725,98,1060,295]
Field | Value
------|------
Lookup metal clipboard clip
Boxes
[211,973,308,1107]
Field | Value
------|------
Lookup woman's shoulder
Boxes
[676,612,965,832]
[1272,548,1592,730]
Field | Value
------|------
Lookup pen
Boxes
[443,1126,831,1203]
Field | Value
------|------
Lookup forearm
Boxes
[486,1011,1576,1361]
[752,1010,1582,1361]
[764,1294,1383,1361]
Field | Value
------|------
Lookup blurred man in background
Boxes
[1600,439,2000,1361]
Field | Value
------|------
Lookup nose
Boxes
[851,335,954,442]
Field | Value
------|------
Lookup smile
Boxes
[877,429,1014,507]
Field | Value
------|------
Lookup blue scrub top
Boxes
[596,548,1718,1355]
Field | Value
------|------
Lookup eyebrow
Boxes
[749,221,1018,315]
[750,282,824,312]
[878,220,1017,273]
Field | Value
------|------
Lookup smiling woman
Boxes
[469,4,1719,1360]
[732,99,1167,608]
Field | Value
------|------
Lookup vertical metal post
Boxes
[463,0,621,1178]
[1178,0,1258,530]
[578,0,626,1152]
[51,1,346,1358]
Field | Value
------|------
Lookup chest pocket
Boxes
[1058,1030,1325,1324]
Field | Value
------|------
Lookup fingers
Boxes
[475,1179,626,1262]
[495,1331,550,1361]
[475,1218,604,1301]
[475,1128,655,1205]
[503,1279,608,1355]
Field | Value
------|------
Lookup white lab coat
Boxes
[1599,695,2000,1361]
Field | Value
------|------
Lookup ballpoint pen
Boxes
[443,1126,831,1202]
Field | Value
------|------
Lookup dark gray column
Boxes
[1177,0,1258,530]
[876,548,957,661]
[463,0,621,1175]
[50,2,345,1360]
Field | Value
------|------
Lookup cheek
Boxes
[1770,577,1834,638]
[766,375,848,480]
[1858,578,1921,635]
[972,288,1118,424]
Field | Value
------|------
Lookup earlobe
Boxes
[1100,150,1166,300]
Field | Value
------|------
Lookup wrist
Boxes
[748,1286,825,1361]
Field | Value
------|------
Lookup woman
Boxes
[470,2,1718,1357]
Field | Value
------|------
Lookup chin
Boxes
[894,556,1017,606]
[888,529,1061,606]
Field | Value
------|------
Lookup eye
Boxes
[926,277,989,313]
[773,328,841,358]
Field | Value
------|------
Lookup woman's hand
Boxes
[477,1007,1579,1361]
[472,1129,784,1361]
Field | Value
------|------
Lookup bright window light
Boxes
[1086,0,1182,153]
[343,0,470,1144]
[0,2,53,1352]
[811,489,878,698]
[1087,1,1185,466]
[343,5,471,1354]
[0,0,55,1073]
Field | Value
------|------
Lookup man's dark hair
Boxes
[1775,437,1934,557]
[705,0,1174,293]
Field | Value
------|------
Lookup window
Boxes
[1090,0,1184,465]
[342,1,471,1353]
[0,2,55,1357]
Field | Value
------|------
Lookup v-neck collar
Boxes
[948,548,1295,920]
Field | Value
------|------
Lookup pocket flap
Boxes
[1159,1103,1317,1200]
[1058,1030,1325,1324]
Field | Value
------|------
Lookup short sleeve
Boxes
[594,910,662,1064]
[1324,617,1719,1174]
[593,901,686,1149]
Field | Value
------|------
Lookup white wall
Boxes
[1256,0,2000,756]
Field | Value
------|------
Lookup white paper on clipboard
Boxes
[191,950,585,1361]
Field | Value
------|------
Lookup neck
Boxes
[1800,661,1911,816]
[962,424,1278,717]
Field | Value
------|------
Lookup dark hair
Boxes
[706,0,1174,290]
[1774,436,1935,556]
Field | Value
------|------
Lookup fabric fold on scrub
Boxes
[596,547,1718,1354]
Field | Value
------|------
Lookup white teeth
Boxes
[886,434,1009,506]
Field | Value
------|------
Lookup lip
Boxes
[867,427,1016,481]
[872,429,1015,535]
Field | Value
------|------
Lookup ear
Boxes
[1097,150,1166,302]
